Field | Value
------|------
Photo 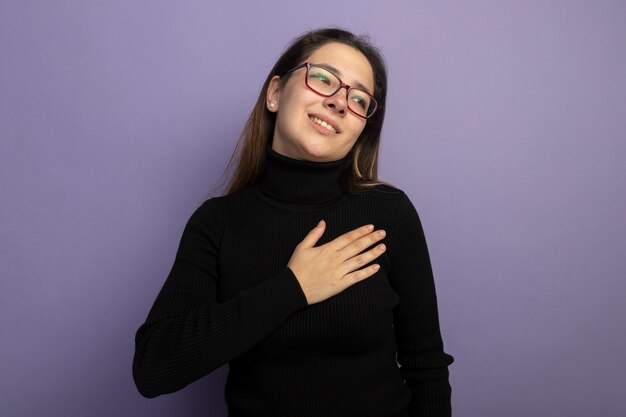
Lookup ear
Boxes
[266,75,281,112]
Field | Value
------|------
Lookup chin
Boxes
[302,144,340,161]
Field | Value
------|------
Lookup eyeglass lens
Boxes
[306,65,377,118]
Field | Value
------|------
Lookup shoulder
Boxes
[359,184,426,233]
[190,196,224,217]
[351,182,413,207]
[183,196,227,237]
[191,187,252,217]
[186,187,257,230]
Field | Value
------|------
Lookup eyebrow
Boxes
[316,63,373,95]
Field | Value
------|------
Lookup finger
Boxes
[342,263,381,285]
[329,224,374,251]
[298,220,326,249]
[338,228,386,259]
[343,243,386,273]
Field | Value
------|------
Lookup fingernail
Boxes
[317,220,324,228]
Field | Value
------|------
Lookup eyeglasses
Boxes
[282,62,382,119]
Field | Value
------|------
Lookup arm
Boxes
[389,191,454,417]
[132,199,308,398]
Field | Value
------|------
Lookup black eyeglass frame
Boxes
[282,62,382,119]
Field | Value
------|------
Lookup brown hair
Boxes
[208,27,395,198]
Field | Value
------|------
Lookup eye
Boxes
[310,72,331,85]
[350,93,369,110]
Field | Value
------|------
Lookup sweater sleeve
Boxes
[132,198,309,398]
[388,191,454,417]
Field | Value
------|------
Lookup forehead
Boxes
[306,42,375,93]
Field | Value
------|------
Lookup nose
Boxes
[323,85,349,115]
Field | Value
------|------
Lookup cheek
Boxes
[275,113,292,134]
[348,120,367,139]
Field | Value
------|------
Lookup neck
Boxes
[258,146,349,206]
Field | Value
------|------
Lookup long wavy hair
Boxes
[208,27,395,198]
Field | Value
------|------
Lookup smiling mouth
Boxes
[309,115,339,134]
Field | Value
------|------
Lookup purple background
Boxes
[1,1,625,416]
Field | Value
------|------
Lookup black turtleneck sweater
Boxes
[132,146,454,417]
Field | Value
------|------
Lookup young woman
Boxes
[133,27,454,417]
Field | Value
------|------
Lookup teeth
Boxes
[310,116,336,133]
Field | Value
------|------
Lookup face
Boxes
[266,42,375,162]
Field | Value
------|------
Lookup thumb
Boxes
[299,220,325,248]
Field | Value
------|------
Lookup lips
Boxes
[308,113,340,134]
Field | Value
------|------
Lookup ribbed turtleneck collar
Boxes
[257,145,349,207]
